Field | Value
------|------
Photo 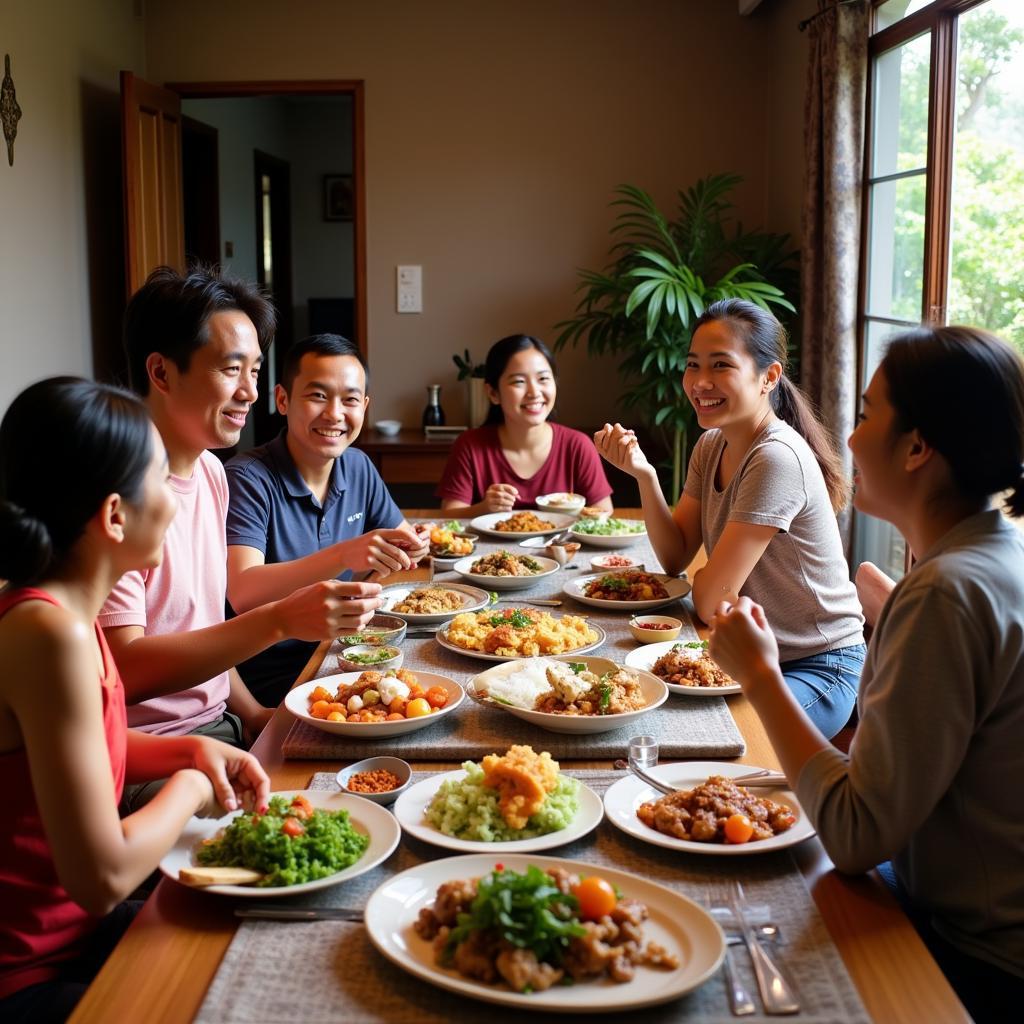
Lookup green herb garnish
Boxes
[684,640,709,649]
[599,682,612,712]
[445,520,463,532]
[568,662,586,675]
[442,866,585,972]
[601,575,630,591]
[487,609,533,628]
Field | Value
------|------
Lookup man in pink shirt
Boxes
[99,267,381,810]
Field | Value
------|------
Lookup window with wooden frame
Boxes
[853,0,1024,578]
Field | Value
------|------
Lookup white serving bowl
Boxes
[374,419,402,436]
[629,615,683,643]
[337,644,404,673]
[336,756,413,806]
[285,673,464,737]
[536,492,586,514]
[570,518,648,548]
[452,553,561,591]
[467,655,668,734]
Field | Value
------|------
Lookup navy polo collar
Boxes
[267,428,348,504]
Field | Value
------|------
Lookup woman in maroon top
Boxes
[0,378,269,1023]
[437,335,613,516]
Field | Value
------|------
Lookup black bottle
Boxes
[422,384,445,427]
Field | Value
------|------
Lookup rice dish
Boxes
[480,660,557,709]
[425,759,580,841]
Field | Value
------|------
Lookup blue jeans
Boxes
[779,642,865,740]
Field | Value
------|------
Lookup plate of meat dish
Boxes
[470,510,577,539]
[364,852,725,1011]
[452,551,560,591]
[624,640,742,696]
[467,655,667,734]
[379,582,491,624]
[603,761,814,855]
[563,570,691,611]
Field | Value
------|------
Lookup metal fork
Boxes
[729,880,800,1015]
[708,889,755,1016]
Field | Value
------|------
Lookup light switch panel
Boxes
[397,265,422,313]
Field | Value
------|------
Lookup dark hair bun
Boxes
[0,500,54,585]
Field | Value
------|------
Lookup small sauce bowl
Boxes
[545,541,581,566]
[629,615,683,643]
[335,756,412,805]
[337,644,404,673]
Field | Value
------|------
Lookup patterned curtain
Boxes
[800,0,870,541]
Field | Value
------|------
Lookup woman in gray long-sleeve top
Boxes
[709,324,1024,1024]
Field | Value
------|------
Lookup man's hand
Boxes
[335,528,425,576]
[274,579,382,641]
[482,483,518,512]
[190,737,271,815]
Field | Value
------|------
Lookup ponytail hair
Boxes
[881,325,1024,518]
[693,300,850,511]
[0,377,154,586]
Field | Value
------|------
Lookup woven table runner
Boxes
[282,538,745,760]
[196,771,869,1024]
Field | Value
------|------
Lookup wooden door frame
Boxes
[165,79,367,358]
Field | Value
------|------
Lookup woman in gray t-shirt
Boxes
[595,299,864,738]
[710,325,1024,1022]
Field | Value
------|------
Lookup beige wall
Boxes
[0,0,145,413]
[144,0,813,429]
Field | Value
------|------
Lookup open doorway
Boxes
[177,90,359,447]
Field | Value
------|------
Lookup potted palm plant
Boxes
[554,174,798,500]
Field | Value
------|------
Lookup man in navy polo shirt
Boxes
[225,334,428,705]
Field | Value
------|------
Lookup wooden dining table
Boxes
[69,511,970,1023]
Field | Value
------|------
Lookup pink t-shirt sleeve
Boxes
[97,570,149,629]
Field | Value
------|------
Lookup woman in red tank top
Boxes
[0,378,269,1022]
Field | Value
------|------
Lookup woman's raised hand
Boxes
[483,482,519,512]
[593,423,651,478]
[191,737,271,816]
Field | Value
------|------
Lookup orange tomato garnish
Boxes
[281,816,305,838]
[425,686,448,708]
[724,813,754,844]
[406,697,431,718]
[572,876,617,920]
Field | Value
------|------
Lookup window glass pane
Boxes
[865,174,926,320]
[871,32,930,176]
[876,0,935,33]
[947,0,1024,355]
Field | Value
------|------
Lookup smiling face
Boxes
[488,347,556,427]
[683,319,778,432]
[276,353,369,468]
[157,310,263,456]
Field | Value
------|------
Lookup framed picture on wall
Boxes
[323,173,354,221]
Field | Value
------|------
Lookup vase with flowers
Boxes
[452,349,488,427]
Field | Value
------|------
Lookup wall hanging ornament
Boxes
[2,54,22,167]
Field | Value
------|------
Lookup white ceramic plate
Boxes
[284,673,465,737]
[470,511,577,539]
[393,770,603,852]
[624,641,742,696]
[435,619,607,663]
[160,789,401,896]
[604,761,815,855]
[451,553,561,591]
[569,519,648,548]
[379,582,491,624]
[467,656,668,734]
[563,571,691,611]
[364,852,725,1012]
